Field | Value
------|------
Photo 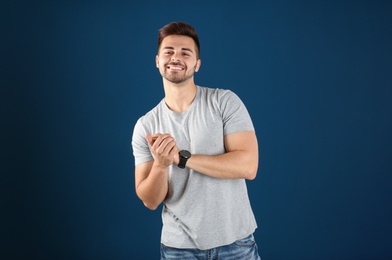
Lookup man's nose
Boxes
[171,55,181,62]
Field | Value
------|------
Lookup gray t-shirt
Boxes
[132,86,258,250]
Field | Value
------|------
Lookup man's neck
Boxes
[163,80,197,113]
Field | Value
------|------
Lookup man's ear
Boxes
[155,55,159,68]
[195,59,201,72]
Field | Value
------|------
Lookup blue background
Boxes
[2,0,392,259]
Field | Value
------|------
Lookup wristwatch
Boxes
[178,150,191,169]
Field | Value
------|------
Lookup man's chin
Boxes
[164,76,187,84]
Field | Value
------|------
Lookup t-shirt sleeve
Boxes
[219,90,255,136]
[131,118,154,166]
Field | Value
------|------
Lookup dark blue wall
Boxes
[2,1,392,259]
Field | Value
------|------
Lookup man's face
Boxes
[156,35,201,84]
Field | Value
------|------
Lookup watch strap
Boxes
[178,156,188,169]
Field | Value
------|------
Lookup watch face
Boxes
[180,150,191,159]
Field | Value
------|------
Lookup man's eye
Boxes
[182,53,190,56]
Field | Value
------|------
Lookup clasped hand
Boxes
[146,133,180,167]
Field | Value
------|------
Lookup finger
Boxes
[168,144,179,157]
[147,133,164,147]
[156,137,176,155]
[151,133,161,138]
[154,134,174,148]
[146,134,154,146]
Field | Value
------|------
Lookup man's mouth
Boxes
[167,63,185,71]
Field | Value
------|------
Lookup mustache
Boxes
[166,61,185,67]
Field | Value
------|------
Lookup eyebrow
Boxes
[162,47,194,53]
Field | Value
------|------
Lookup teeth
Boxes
[168,66,183,71]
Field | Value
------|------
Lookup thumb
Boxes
[146,134,153,145]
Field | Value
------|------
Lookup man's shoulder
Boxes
[198,86,235,100]
[138,99,164,120]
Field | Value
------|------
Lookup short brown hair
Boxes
[158,22,200,59]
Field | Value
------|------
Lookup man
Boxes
[132,22,261,259]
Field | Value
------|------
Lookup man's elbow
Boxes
[136,191,162,210]
[245,171,257,180]
[143,201,160,211]
[244,164,258,180]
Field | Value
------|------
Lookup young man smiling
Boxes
[132,22,261,259]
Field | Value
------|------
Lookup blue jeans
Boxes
[160,234,261,260]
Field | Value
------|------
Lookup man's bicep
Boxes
[135,160,154,189]
[225,131,259,179]
[224,131,258,154]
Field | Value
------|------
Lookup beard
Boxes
[161,62,196,84]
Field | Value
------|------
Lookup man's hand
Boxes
[146,133,180,167]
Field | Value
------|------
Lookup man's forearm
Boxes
[185,151,258,180]
[136,162,169,210]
